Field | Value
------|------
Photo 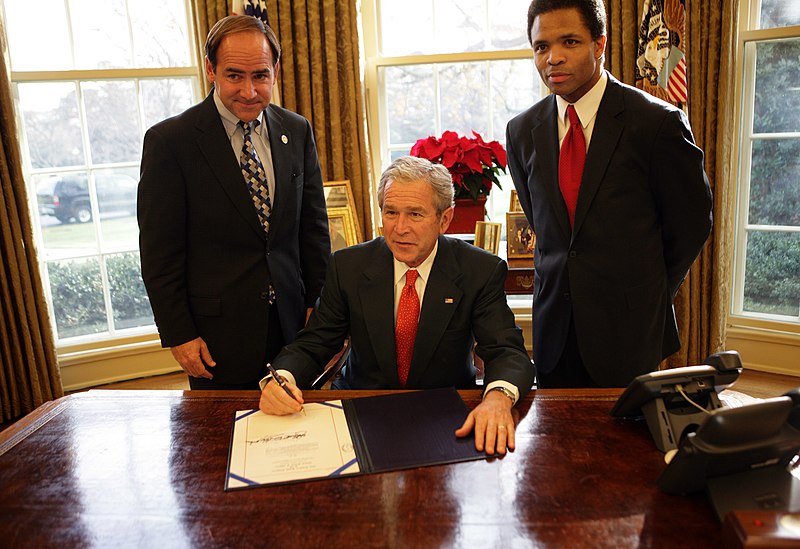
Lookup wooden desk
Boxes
[0,389,721,547]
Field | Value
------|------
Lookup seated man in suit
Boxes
[259,156,535,455]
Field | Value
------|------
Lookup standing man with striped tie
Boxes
[138,15,330,390]
[506,0,712,389]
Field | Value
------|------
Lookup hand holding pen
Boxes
[260,363,305,416]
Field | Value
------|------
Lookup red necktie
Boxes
[395,269,420,387]
[559,105,586,227]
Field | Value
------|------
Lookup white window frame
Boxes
[360,0,543,235]
[727,1,800,374]
[2,1,204,389]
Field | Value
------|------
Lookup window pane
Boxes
[743,231,800,317]
[129,0,192,67]
[68,0,132,69]
[33,172,99,257]
[48,258,108,338]
[141,78,195,130]
[380,0,530,55]
[759,0,800,29]
[490,0,532,50]
[380,0,434,55]
[18,83,85,169]
[433,0,486,53]
[491,59,539,141]
[96,168,140,250]
[107,253,154,330]
[82,81,141,164]
[440,62,490,136]
[753,39,800,134]
[749,139,800,226]
[4,0,72,71]
[385,65,436,145]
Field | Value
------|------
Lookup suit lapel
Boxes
[264,105,291,243]
[358,241,401,385]
[405,237,463,387]
[534,96,572,241]
[572,77,624,241]
[195,93,265,240]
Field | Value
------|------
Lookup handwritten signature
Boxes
[247,431,308,445]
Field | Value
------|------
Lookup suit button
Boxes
[563,292,571,300]
[569,251,577,258]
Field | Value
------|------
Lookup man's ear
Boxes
[439,207,454,234]
[594,35,607,60]
[205,56,216,87]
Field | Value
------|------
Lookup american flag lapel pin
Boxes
[444,298,454,304]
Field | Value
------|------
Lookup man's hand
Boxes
[170,337,216,379]
[259,377,305,415]
[455,390,516,455]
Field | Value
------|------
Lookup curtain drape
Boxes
[0,25,62,423]
[191,0,372,239]
[605,0,736,368]
[672,0,738,367]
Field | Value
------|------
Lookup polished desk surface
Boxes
[0,389,721,548]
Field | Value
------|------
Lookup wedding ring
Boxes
[497,425,507,430]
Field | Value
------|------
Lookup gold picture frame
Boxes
[474,221,502,255]
[506,212,535,259]
[323,180,356,209]
[509,190,523,212]
[327,207,359,253]
[324,180,362,242]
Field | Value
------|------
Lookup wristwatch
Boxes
[485,385,516,403]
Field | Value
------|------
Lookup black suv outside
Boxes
[36,173,138,224]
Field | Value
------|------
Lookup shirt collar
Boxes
[213,89,265,139]
[393,240,438,286]
[556,70,608,129]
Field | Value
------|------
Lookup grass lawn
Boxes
[41,214,139,250]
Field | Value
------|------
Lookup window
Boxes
[3,0,201,344]
[362,0,544,248]
[732,1,800,329]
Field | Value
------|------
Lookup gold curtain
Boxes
[605,0,736,368]
[0,25,62,422]
[192,0,231,78]
[191,1,372,239]
[671,0,739,367]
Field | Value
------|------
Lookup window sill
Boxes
[725,320,800,377]
[58,333,179,391]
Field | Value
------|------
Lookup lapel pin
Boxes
[444,298,454,304]
[281,134,288,144]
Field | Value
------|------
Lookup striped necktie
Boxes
[239,119,272,234]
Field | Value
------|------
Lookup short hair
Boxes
[527,0,607,44]
[378,156,454,215]
[205,15,281,69]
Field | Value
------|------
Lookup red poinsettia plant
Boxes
[410,130,507,202]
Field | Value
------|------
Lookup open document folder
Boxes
[225,387,487,489]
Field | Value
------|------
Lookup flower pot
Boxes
[446,196,487,234]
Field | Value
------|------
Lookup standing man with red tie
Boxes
[259,156,534,455]
[506,0,712,388]
[138,16,330,390]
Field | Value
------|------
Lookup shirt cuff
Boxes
[483,380,519,405]
[258,369,297,391]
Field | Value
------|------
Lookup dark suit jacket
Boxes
[505,74,712,387]
[273,236,534,396]
[138,93,330,384]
